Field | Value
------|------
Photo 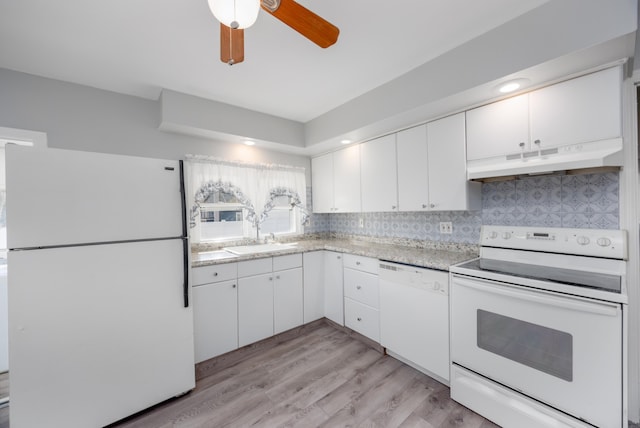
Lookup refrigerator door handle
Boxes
[179,160,189,308]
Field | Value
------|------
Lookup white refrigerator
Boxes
[6,146,195,428]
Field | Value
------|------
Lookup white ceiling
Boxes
[0,0,550,123]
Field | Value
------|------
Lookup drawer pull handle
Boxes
[232,284,236,288]
[356,285,362,290]
[213,272,218,276]
[356,261,361,265]
[357,317,362,322]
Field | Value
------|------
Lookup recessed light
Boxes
[496,78,530,94]
[499,82,521,93]
[340,139,352,145]
[244,140,255,146]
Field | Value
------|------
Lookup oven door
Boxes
[451,274,623,428]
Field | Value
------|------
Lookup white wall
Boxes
[0,68,311,178]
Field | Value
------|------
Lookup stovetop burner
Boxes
[457,258,621,293]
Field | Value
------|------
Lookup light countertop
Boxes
[192,237,478,271]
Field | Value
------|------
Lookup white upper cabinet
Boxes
[360,134,398,212]
[397,114,480,211]
[311,152,334,213]
[427,113,481,211]
[397,125,429,211]
[466,94,530,160]
[466,66,622,162]
[311,145,361,213]
[333,145,361,212]
[529,66,621,150]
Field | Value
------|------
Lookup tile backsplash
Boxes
[304,171,620,244]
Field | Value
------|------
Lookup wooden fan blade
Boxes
[261,0,339,48]
[220,23,244,65]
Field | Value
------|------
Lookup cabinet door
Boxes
[428,113,480,211]
[238,273,274,347]
[303,251,325,323]
[311,153,334,213]
[324,251,344,325]
[193,280,238,363]
[530,66,621,150]
[333,145,361,212]
[360,134,398,212]
[274,268,303,334]
[466,94,529,160]
[397,125,429,211]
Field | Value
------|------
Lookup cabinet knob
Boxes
[392,205,397,210]
[357,317,362,322]
[356,261,361,265]
[519,142,525,148]
[337,256,341,260]
[534,139,541,145]
[356,285,362,290]
[276,275,280,280]
[232,284,236,288]
[269,277,273,281]
[213,272,218,277]
[422,204,427,209]
[430,203,436,208]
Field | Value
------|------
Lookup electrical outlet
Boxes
[359,217,364,228]
[439,222,453,234]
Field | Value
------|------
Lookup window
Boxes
[197,190,248,241]
[187,157,308,243]
[259,195,300,236]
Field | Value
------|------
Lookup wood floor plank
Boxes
[5,319,497,428]
[357,374,436,427]
[315,354,404,416]
[318,363,418,427]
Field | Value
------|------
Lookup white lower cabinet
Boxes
[344,298,380,343]
[324,251,344,325]
[303,251,325,323]
[343,254,380,342]
[237,258,274,347]
[238,272,274,347]
[274,268,303,334]
[192,263,239,363]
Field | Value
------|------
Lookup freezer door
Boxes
[6,146,184,249]
[8,239,195,428]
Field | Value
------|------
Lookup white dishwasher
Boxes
[379,261,449,383]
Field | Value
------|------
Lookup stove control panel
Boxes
[481,226,627,259]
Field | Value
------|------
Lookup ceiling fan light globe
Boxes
[208,0,260,29]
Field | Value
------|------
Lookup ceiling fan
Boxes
[208,0,340,65]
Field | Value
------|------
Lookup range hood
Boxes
[466,138,623,180]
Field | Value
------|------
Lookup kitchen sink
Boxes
[193,250,239,262]
[223,242,298,255]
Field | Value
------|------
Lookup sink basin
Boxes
[193,250,239,262]
[223,242,297,255]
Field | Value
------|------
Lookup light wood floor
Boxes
[108,321,498,428]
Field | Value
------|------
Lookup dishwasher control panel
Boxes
[379,262,448,295]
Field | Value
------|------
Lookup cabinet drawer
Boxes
[344,298,380,343]
[273,253,302,271]
[192,263,237,286]
[343,254,378,274]
[238,257,272,277]
[344,268,379,309]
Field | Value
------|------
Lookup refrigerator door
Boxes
[8,239,195,428]
[6,145,184,249]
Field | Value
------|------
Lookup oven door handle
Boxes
[452,275,620,317]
